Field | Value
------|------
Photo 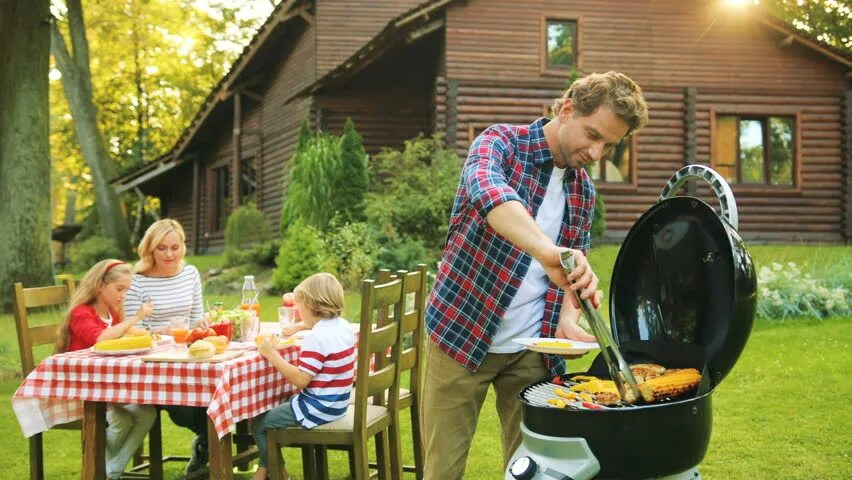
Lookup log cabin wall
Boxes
[441,0,850,242]
[189,20,317,251]
[316,35,439,153]
[315,0,424,77]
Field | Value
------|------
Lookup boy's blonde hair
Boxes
[134,219,187,274]
[550,71,649,135]
[55,259,132,353]
[294,273,344,319]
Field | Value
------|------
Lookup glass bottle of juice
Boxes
[240,275,261,318]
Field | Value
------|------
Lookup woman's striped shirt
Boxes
[124,265,204,331]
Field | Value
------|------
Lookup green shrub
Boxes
[757,261,851,320]
[224,203,270,267]
[272,221,324,291]
[333,118,369,222]
[319,219,377,289]
[375,236,433,273]
[70,237,125,271]
[365,134,461,251]
[224,239,281,268]
[281,126,343,233]
[590,192,606,245]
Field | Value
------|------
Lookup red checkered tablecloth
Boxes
[12,343,301,439]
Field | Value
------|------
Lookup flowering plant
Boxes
[757,261,850,320]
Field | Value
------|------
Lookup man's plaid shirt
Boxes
[426,117,596,375]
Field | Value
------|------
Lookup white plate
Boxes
[90,347,153,356]
[513,338,599,355]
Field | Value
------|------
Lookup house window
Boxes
[714,115,795,186]
[586,138,634,184]
[544,19,578,71]
[239,157,257,204]
[213,165,229,231]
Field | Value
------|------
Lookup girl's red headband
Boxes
[104,261,126,274]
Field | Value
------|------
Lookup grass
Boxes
[1,245,850,478]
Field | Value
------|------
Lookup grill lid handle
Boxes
[658,164,739,231]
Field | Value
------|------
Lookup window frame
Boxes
[710,108,802,193]
[540,15,582,76]
[591,134,639,193]
[207,161,231,234]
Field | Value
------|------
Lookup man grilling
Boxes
[422,71,649,480]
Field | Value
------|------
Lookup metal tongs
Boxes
[560,250,642,403]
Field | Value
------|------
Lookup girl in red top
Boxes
[54,259,157,479]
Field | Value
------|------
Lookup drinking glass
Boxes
[278,306,295,330]
[170,316,190,344]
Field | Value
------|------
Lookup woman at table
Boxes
[55,259,157,480]
[124,218,209,475]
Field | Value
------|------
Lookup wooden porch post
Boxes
[844,90,851,242]
[191,158,200,255]
[446,78,459,152]
[231,93,242,213]
[684,86,698,197]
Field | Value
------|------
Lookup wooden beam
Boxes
[684,87,698,197]
[446,78,459,150]
[191,158,200,255]
[844,90,852,242]
[231,93,242,213]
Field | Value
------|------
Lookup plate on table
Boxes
[90,347,153,356]
[513,338,599,355]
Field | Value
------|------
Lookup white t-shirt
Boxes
[124,265,204,331]
[489,166,566,353]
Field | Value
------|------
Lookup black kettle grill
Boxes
[508,165,758,480]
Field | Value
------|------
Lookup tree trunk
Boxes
[0,0,55,310]
[50,0,133,256]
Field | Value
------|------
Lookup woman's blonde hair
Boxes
[294,273,345,320]
[550,71,649,135]
[134,219,186,274]
[55,259,131,353]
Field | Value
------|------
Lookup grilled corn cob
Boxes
[638,368,701,402]
[94,335,153,351]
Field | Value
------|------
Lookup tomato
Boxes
[204,328,217,338]
[282,292,295,307]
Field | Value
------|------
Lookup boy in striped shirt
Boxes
[252,273,356,480]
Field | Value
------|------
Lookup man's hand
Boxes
[541,248,600,309]
[554,293,600,358]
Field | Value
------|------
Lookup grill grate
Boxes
[523,381,639,410]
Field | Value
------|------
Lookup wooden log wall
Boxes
[315,0,424,77]
[439,0,850,242]
[188,20,317,250]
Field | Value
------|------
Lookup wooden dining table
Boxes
[12,329,306,480]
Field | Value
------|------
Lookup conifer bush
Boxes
[224,202,270,267]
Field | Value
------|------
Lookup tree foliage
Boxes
[762,0,851,52]
[49,0,274,230]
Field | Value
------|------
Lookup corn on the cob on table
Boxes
[93,335,153,351]
[638,368,702,402]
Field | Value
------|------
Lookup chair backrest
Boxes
[352,277,404,431]
[12,278,76,377]
[396,265,428,396]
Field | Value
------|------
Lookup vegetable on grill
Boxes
[565,367,702,405]
[638,368,702,402]
[94,335,153,351]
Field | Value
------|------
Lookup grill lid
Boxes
[608,166,757,387]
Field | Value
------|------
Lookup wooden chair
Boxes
[331,265,429,479]
[266,276,406,480]
[391,265,428,479]
[12,280,165,480]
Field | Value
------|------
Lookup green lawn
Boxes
[2,246,850,478]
